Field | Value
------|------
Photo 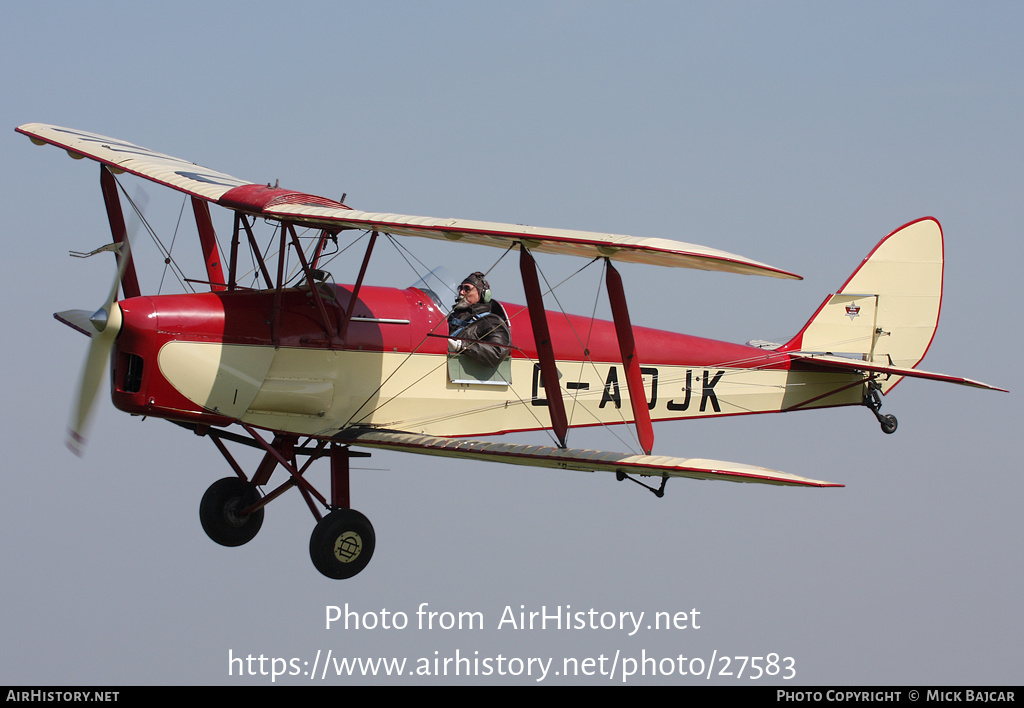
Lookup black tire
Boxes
[880,414,898,435]
[309,508,375,579]
[199,477,264,547]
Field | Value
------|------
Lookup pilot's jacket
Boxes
[448,301,511,368]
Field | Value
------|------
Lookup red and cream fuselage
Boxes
[111,284,861,440]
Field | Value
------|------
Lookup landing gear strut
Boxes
[308,442,375,578]
[864,381,898,434]
[188,424,375,579]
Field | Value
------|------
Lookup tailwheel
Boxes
[864,380,899,435]
[880,414,898,435]
[199,477,265,547]
[309,508,376,579]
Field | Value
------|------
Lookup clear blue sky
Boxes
[1,1,1020,685]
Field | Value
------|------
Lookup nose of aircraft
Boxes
[112,296,157,399]
[109,294,242,427]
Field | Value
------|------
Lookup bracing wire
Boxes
[115,177,193,293]
[341,234,523,432]
[156,195,188,295]
[341,238,650,451]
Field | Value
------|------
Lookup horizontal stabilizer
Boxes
[54,310,96,337]
[335,429,843,487]
[791,353,1007,392]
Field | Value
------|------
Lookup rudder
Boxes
[780,218,944,393]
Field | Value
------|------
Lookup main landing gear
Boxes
[863,380,898,434]
[309,508,376,579]
[199,477,264,547]
[188,423,375,579]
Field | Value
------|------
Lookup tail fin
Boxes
[780,218,943,393]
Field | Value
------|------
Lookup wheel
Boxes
[880,414,898,435]
[309,508,376,579]
[199,477,264,547]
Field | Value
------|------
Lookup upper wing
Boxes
[18,123,800,279]
[17,123,250,201]
[260,202,800,277]
[335,429,843,487]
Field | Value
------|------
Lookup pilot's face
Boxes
[460,282,480,305]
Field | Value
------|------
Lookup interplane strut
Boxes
[519,244,569,448]
[604,260,655,455]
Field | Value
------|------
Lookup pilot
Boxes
[447,271,511,368]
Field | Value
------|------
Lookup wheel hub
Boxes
[333,531,362,563]
[222,497,251,527]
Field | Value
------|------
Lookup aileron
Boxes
[17,123,251,202]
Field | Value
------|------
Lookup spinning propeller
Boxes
[62,185,147,456]
[62,237,132,456]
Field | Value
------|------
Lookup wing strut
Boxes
[227,212,273,290]
[605,260,654,455]
[339,231,378,343]
[227,212,241,290]
[191,197,227,291]
[99,166,140,299]
[284,222,336,342]
[519,245,569,448]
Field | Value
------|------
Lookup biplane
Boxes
[16,123,1005,579]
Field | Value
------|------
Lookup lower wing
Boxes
[335,428,843,488]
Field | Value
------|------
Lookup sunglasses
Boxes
[459,284,477,292]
